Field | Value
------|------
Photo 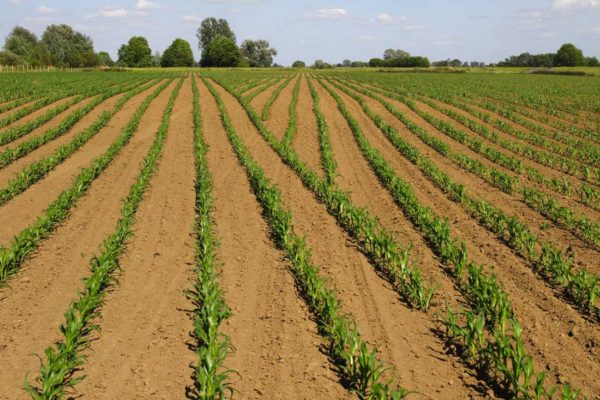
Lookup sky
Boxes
[1,0,599,65]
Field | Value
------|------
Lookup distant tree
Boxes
[291,60,306,68]
[313,59,332,69]
[369,57,384,67]
[42,24,98,67]
[4,26,41,65]
[383,49,410,60]
[384,56,430,68]
[587,56,599,67]
[118,36,152,67]
[342,59,352,67]
[197,18,236,66]
[351,61,367,68]
[449,59,462,67]
[240,39,277,67]
[161,38,194,67]
[151,51,162,67]
[0,50,24,66]
[97,51,114,66]
[555,43,585,67]
[202,37,240,67]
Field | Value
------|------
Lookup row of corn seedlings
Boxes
[188,76,234,399]
[0,92,85,131]
[260,74,297,120]
[332,78,600,249]
[0,79,165,207]
[364,78,599,185]
[0,78,156,169]
[242,75,287,103]
[24,77,184,400]
[0,79,174,284]
[328,77,599,320]
[282,75,301,148]
[203,75,409,399]
[315,77,584,398]
[207,72,436,311]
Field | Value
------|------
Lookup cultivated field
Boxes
[0,70,598,399]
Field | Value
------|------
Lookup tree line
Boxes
[0,18,277,68]
[0,19,597,69]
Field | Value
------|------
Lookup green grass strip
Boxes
[203,76,409,400]
[282,75,301,148]
[0,78,173,285]
[260,74,296,121]
[24,77,183,399]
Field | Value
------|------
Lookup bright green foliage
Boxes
[41,24,98,67]
[202,37,240,67]
[161,38,194,67]
[118,36,152,67]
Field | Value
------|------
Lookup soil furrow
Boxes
[74,77,196,399]
[211,78,487,399]
[0,80,177,400]
[0,96,77,135]
[263,76,295,141]
[198,77,353,399]
[0,80,166,246]
[317,79,600,397]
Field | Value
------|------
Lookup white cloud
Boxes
[100,8,129,17]
[553,0,600,9]
[136,0,164,10]
[313,8,347,19]
[36,6,56,14]
[372,13,407,25]
[183,14,203,22]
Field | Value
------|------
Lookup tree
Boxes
[240,39,277,67]
[118,36,152,67]
[313,59,332,69]
[197,17,236,66]
[587,56,599,67]
[383,49,410,60]
[369,58,384,67]
[291,60,305,68]
[161,38,194,67]
[202,37,240,67]
[42,24,98,67]
[351,61,368,68]
[0,50,24,66]
[4,26,41,65]
[342,59,352,67]
[555,43,585,67]
[97,51,114,66]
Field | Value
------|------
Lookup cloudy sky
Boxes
[1,0,599,65]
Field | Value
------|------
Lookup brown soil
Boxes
[343,80,600,274]
[0,92,128,188]
[0,99,36,120]
[0,96,95,153]
[290,74,325,178]
[248,78,284,116]
[0,80,167,246]
[74,77,197,399]
[198,77,354,399]
[0,80,176,400]
[0,96,77,135]
[210,77,488,399]
[263,75,296,141]
[315,78,600,397]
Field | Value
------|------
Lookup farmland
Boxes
[0,70,598,399]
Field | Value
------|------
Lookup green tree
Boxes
[240,39,277,67]
[97,51,114,66]
[42,24,98,67]
[197,17,236,66]
[118,36,152,67]
[587,56,599,67]
[369,58,384,67]
[0,50,25,66]
[291,60,305,68]
[161,38,194,67]
[4,26,40,65]
[555,43,585,67]
[383,49,410,60]
[203,37,240,67]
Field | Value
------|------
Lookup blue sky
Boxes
[1,0,599,65]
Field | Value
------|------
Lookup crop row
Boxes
[324,77,599,321]
[203,75,410,399]
[0,78,173,284]
[334,78,600,248]
[188,76,234,399]
[314,77,582,398]
[260,74,297,121]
